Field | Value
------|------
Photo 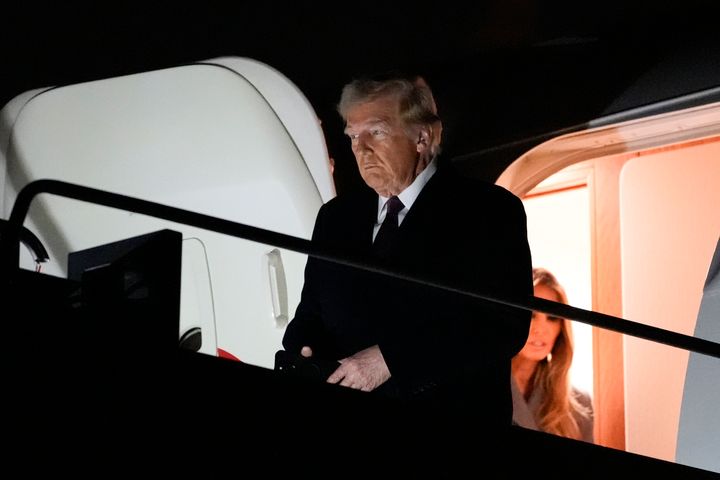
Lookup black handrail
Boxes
[2,179,719,359]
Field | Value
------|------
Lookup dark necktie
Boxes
[373,196,404,257]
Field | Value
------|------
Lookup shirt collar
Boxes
[378,158,438,213]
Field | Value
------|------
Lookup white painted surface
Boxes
[677,237,720,473]
[0,57,333,369]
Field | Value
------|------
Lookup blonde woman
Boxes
[511,268,594,442]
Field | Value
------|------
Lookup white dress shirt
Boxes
[373,159,437,241]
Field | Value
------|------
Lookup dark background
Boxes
[3,1,720,191]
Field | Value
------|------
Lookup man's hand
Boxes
[326,345,390,392]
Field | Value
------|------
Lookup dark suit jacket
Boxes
[282,164,532,427]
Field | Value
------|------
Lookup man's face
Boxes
[344,95,424,197]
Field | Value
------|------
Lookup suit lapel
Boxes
[396,167,449,240]
[344,187,378,253]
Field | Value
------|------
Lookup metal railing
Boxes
[2,178,719,359]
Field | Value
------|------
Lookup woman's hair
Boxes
[337,75,442,156]
[530,267,592,440]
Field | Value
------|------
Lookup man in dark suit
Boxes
[282,75,532,435]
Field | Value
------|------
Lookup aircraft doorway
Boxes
[498,100,720,471]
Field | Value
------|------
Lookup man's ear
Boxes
[416,127,431,153]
